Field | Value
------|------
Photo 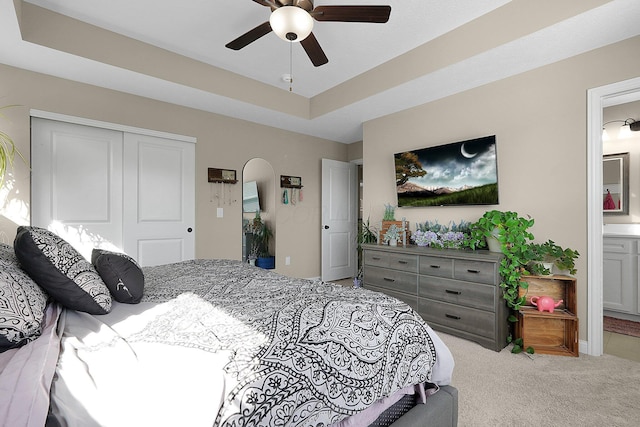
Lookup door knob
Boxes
[187,227,193,233]
[323,225,329,229]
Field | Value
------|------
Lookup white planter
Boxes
[486,229,502,252]
[388,239,398,247]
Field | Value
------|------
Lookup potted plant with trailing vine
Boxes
[469,210,536,354]
[527,239,580,276]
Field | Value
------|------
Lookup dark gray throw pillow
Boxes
[91,249,144,304]
[13,226,111,315]
[0,243,49,352]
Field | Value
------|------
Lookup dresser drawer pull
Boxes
[397,260,409,264]
[466,269,480,274]
[445,289,461,295]
[445,314,461,320]
[383,277,395,282]
[372,256,381,260]
[429,265,441,269]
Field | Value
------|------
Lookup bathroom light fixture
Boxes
[602,118,639,140]
[269,6,314,42]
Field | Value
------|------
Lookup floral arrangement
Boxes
[383,223,404,244]
[411,219,471,249]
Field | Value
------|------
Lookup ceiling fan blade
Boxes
[312,5,391,23]
[300,32,328,67]
[226,21,273,50]
[253,0,283,8]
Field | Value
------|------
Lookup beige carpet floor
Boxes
[438,332,640,427]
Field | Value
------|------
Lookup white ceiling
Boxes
[1,0,640,143]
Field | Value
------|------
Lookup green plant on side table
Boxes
[527,240,580,276]
[469,210,536,354]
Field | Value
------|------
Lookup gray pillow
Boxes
[92,248,144,304]
[13,226,111,315]
[0,243,49,352]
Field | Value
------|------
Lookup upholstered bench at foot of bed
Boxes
[389,385,458,427]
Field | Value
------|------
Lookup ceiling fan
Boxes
[226,0,392,67]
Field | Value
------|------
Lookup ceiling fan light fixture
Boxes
[270,6,313,42]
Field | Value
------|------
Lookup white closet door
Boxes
[31,118,124,260]
[123,133,195,266]
[31,118,195,266]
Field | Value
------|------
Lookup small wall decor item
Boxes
[280,175,302,188]
[208,168,237,183]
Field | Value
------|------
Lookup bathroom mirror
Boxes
[603,152,629,215]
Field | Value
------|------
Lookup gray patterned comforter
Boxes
[137,259,438,426]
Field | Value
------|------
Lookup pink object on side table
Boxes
[530,296,563,313]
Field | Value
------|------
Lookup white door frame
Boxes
[587,76,640,356]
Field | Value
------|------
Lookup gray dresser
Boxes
[362,244,508,351]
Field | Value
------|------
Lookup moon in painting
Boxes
[460,142,478,159]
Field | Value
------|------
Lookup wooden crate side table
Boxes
[516,275,579,357]
[516,308,579,356]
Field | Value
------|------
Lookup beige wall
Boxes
[362,36,640,339]
[0,63,347,278]
[603,101,640,223]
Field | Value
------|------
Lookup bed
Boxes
[0,226,457,427]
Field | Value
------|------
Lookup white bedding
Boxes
[3,259,454,427]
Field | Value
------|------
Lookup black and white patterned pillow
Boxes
[92,248,145,304]
[14,226,111,315]
[0,243,49,352]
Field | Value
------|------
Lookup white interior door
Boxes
[31,118,124,260]
[123,133,195,266]
[321,159,357,281]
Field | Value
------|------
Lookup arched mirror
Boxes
[242,158,276,268]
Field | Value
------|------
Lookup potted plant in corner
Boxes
[0,105,25,187]
[355,217,378,288]
[469,210,536,354]
[245,211,275,269]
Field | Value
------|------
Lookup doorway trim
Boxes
[587,76,640,356]
[30,109,196,143]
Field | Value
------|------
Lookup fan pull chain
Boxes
[289,41,293,92]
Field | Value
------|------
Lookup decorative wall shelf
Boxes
[208,168,237,183]
[280,175,302,188]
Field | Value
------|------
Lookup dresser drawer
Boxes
[418,298,495,339]
[365,285,418,311]
[453,259,497,285]
[364,265,417,295]
[418,276,495,311]
[419,256,453,278]
[365,250,418,272]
